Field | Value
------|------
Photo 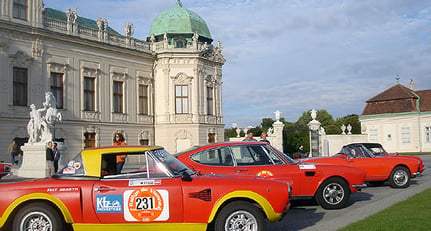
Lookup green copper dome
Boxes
[149,1,212,41]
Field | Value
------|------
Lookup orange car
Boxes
[176,142,367,209]
[0,146,291,231]
[302,143,424,188]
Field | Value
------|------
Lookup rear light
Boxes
[3,164,11,172]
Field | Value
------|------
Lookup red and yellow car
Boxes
[176,142,367,209]
[0,163,11,179]
[302,143,424,188]
[0,146,291,231]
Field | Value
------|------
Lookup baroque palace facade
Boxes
[0,0,225,161]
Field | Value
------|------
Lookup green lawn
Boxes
[339,188,431,230]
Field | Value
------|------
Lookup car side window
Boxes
[231,145,271,166]
[190,148,232,166]
[102,152,169,179]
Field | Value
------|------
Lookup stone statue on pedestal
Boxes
[27,92,62,144]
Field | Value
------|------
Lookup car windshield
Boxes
[152,149,195,176]
[272,147,298,165]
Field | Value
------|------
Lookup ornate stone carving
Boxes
[9,51,34,68]
[81,111,100,121]
[175,129,192,140]
[171,72,193,83]
[32,39,44,58]
[111,71,127,81]
[112,113,128,122]
[137,115,153,124]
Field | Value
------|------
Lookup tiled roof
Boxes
[43,8,120,35]
[361,84,431,115]
[416,89,431,112]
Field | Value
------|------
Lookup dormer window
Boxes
[175,40,186,48]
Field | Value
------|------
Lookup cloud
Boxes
[44,0,431,128]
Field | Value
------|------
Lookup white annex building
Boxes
[359,81,431,153]
[0,0,225,162]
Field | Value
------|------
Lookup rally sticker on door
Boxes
[123,187,169,222]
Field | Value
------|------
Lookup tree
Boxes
[296,109,335,128]
[335,114,361,134]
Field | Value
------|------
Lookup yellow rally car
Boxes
[0,146,291,231]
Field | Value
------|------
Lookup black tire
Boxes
[389,166,410,188]
[315,177,350,210]
[214,201,265,231]
[368,181,385,187]
[12,202,65,231]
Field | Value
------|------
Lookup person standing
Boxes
[8,140,17,165]
[113,133,127,173]
[53,143,61,173]
[46,141,55,176]
[299,145,307,158]
[243,130,257,141]
[259,132,270,144]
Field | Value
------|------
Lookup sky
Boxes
[43,0,431,128]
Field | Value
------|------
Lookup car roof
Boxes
[80,145,164,177]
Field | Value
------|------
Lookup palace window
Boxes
[138,84,148,115]
[426,126,431,143]
[13,67,28,106]
[113,81,123,113]
[83,77,95,111]
[401,127,411,144]
[369,129,378,142]
[13,0,28,20]
[84,132,96,149]
[207,87,214,115]
[50,72,64,109]
[175,85,188,114]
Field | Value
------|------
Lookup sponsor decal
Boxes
[299,164,316,170]
[47,187,80,192]
[62,167,75,174]
[129,179,162,187]
[123,188,169,222]
[96,195,123,213]
[257,170,274,177]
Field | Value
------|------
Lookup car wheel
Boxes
[389,166,410,188]
[316,177,350,210]
[214,201,265,231]
[13,202,65,231]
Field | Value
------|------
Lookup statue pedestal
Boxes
[17,143,48,178]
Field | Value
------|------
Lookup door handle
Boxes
[94,187,116,192]
[237,169,248,173]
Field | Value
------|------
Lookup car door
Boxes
[229,144,305,194]
[92,152,183,225]
[345,145,386,180]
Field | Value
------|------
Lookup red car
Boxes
[302,143,424,188]
[0,146,291,231]
[176,142,367,209]
[0,162,11,179]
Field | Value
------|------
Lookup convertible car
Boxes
[176,142,367,209]
[302,143,424,188]
[0,162,11,179]
[0,146,291,231]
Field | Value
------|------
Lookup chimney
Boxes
[409,79,415,90]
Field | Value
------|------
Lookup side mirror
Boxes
[180,170,193,182]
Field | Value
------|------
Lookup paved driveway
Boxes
[269,155,431,231]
